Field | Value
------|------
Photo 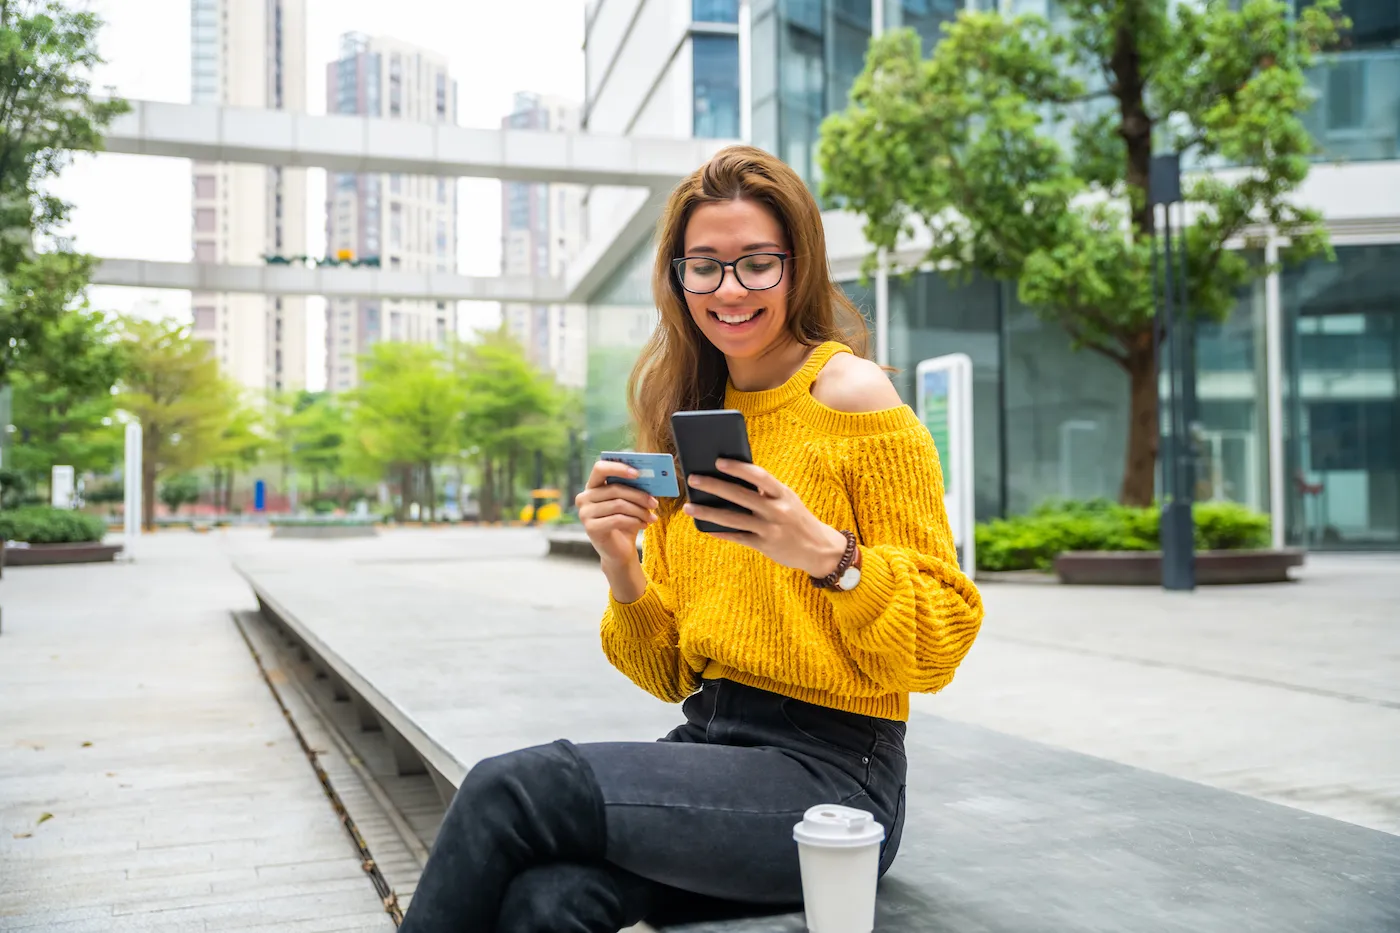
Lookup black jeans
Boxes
[399,679,908,932]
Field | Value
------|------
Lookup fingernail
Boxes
[647,511,658,523]
[682,504,694,515]
[687,475,701,487]
[714,458,729,468]
[647,497,658,508]
[627,468,640,477]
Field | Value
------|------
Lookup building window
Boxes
[693,0,740,21]
[436,72,448,119]
[193,306,217,330]
[194,208,216,232]
[194,176,216,199]
[390,202,403,248]
[194,241,216,262]
[389,53,403,117]
[693,34,741,138]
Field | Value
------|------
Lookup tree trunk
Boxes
[312,471,320,502]
[505,448,517,516]
[1120,346,1159,507]
[142,460,156,531]
[226,468,235,513]
[482,456,496,523]
[423,462,435,522]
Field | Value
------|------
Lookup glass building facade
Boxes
[584,0,1400,550]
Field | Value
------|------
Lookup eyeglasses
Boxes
[672,251,792,295]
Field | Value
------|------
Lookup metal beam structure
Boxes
[99,99,727,190]
[91,259,568,304]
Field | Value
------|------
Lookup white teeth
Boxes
[715,310,759,324]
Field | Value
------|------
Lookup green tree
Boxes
[209,397,265,513]
[819,0,1342,505]
[8,305,124,492]
[0,1,127,382]
[116,317,235,528]
[158,472,199,516]
[288,393,347,503]
[456,331,572,522]
[349,342,462,522]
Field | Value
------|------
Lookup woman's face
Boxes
[678,199,792,362]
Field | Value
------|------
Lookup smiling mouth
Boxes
[710,308,765,326]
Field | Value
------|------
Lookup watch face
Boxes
[838,566,861,591]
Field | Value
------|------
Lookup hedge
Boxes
[976,499,1271,572]
[0,507,108,544]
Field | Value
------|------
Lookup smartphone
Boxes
[670,410,755,534]
[600,451,681,498]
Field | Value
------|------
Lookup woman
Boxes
[400,145,984,932]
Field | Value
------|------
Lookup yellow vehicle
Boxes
[519,489,562,524]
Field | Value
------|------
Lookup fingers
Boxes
[715,459,783,497]
[686,473,765,511]
[586,459,640,490]
[682,502,762,534]
[581,498,657,527]
[576,480,658,511]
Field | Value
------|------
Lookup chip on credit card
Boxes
[600,451,681,498]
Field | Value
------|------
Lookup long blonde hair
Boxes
[626,145,869,461]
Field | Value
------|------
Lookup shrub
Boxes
[310,499,338,515]
[976,499,1272,572]
[0,507,108,544]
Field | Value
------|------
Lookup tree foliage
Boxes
[819,0,1343,505]
[348,342,463,521]
[9,304,124,487]
[115,317,235,528]
[0,0,127,382]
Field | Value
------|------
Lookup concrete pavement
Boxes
[0,532,395,932]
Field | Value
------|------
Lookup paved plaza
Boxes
[1,526,1397,929]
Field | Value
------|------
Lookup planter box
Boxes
[3,542,124,566]
[272,523,378,539]
[1055,548,1306,586]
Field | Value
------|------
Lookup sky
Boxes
[54,0,587,391]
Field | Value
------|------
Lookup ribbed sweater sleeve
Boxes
[599,515,698,703]
[824,424,984,695]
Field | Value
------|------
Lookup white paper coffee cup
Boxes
[792,804,885,933]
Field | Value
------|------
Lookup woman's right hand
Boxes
[575,460,659,569]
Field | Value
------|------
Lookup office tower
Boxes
[501,92,587,389]
[580,0,1400,548]
[190,0,307,394]
[324,33,459,393]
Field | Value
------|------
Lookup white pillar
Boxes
[123,422,143,557]
[1264,236,1287,550]
[871,0,890,367]
[739,0,753,144]
[875,254,890,366]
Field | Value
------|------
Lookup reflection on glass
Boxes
[1301,50,1400,163]
[693,0,741,22]
[694,35,742,139]
[585,242,657,458]
[1283,244,1400,549]
[883,270,1005,522]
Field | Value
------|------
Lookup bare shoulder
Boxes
[810,352,904,414]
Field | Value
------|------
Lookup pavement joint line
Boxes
[230,610,404,927]
[240,610,431,870]
[987,631,1400,711]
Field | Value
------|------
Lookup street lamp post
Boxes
[1150,154,1197,592]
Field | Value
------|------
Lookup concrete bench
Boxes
[239,561,1400,932]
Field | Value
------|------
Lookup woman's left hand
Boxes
[683,459,849,579]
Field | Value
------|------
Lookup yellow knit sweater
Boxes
[600,342,984,721]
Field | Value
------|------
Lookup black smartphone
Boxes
[670,410,755,534]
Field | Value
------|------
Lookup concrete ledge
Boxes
[2,542,123,566]
[547,530,642,561]
[1056,549,1306,586]
[271,523,379,540]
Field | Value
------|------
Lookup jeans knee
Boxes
[446,741,605,860]
[498,864,651,933]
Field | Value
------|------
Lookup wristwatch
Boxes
[812,530,863,591]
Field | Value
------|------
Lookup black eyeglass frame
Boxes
[670,251,794,295]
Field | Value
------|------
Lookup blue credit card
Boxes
[600,451,681,498]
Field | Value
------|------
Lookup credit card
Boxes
[600,451,681,498]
